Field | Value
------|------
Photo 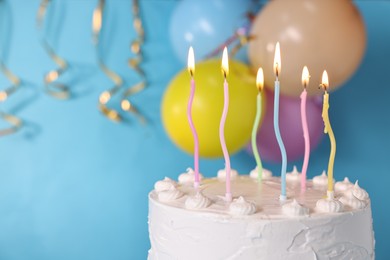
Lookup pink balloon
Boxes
[247,89,324,163]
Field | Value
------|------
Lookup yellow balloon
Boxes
[162,59,265,158]
[248,0,366,96]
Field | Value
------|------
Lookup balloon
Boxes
[247,89,323,162]
[169,0,251,64]
[162,59,264,158]
[248,0,366,97]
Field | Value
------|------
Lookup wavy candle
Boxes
[273,42,287,201]
[220,47,232,202]
[251,68,264,182]
[320,70,336,199]
[300,66,310,190]
[187,47,200,189]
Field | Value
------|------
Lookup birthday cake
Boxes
[148,168,375,260]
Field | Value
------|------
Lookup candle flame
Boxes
[187,46,195,76]
[273,42,281,77]
[256,67,264,92]
[221,47,229,77]
[302,66,310,88]
[321,70,329,91]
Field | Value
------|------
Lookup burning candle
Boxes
[251,68,264,182]
[320,70,336,199]
[187,47,200,189]
[220,47,232,202]
[273,42,287,201]
[300,66,310,190]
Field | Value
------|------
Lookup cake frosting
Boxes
[185,192,211,210]
[286,166,301,183]
[249,167,272,180]
[154,177,177,192]
[229,196,257,216]
[335,177,354,192]
[156,186,183,202]
[282,199,309,217]
[178,168,203,185]
[148,171,375,260]
[353,181,370,201]
[217,168,238,180]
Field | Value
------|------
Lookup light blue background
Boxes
[0,0,389,259]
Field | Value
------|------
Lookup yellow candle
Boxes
[321,71,336,195]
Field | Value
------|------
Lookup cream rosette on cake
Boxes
[249,167,272,180]
[217,168,238,180]
[154,177,177,192]
[313,171,335,188]
[178,168,204,185]
[335,177,354,192]
[282,199,309,217]
[286,166,301,183]
[185,192,212,210]
[229,196,257,215]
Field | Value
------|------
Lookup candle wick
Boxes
[319,83,329,92]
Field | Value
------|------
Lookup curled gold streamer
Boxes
[37,0,70,99]
[0,111,22,136]
[0,0,23,136]
[230,34,255,59]
[120,0,146,123]
[94,0,145,124]
[0,62,23,136]
[94,0,123,122]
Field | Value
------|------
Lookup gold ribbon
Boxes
[0,62,23,136]
[37,0,70,99]
[121,0,146,122]
[0,0,23,136]
[94,0,146,124]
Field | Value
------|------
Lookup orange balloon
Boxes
[248,0,366,96]
[162,59,265,158]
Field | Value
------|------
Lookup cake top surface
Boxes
[150,168,370,219]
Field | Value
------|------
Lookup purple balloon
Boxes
[248,89,324,163]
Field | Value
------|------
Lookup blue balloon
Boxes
[169,0,251,64]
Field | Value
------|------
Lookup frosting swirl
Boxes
[286,166,301,183]
[249,167,272,180]
[185,192,211,209]
[335,177,354,192]
[217,168,238,180]
[316,197,344,213]
[282,199,309,217]
[313,171,334,187]
[154,177,177,192]
[178,168,203,185]
[229,196,256,215]
[158,187,183,202]
[352,181,369,201]
[339,189,367,209]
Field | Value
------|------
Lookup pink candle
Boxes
[220,47,232,202]
[300,66,310,190]
[187,47,200,188]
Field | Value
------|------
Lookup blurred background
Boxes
[0,0,389,259]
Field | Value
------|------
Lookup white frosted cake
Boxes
[148,168,375,260]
